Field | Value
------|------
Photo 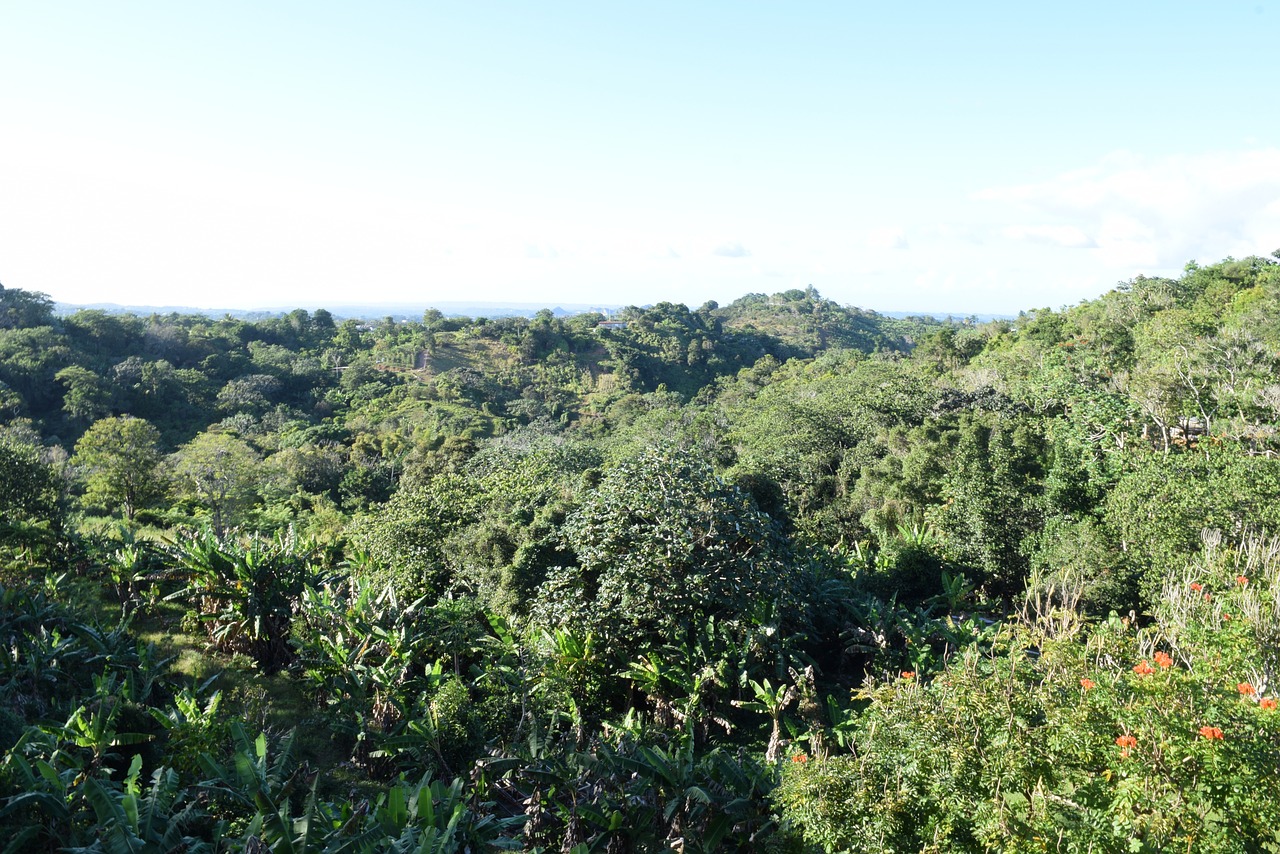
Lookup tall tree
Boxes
[931,416,1045,596]
[70,416,166,522]
[170,432,261,534]
[56,365,115,425]
[0,432,60,525]
[531,444,796,657]
[0,283,55,329]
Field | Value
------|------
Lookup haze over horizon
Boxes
[3,2,1279,316]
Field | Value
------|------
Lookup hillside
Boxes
[3,258,1280,851]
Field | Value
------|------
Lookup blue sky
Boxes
[3,2,1279,314]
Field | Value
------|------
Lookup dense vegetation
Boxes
[2,256,1280,851]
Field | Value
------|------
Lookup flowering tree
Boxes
[777,534,1280,852]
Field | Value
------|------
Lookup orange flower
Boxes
[900,671,915,680]
[1115,734,1137,756]
[1204,593,1212,602]
[792,753,808,763]
[1238,682,1257,697]
[1153,651,1173,669]
[1190,582,1203,592]
[1261,698,1277,711]
[1080,678,1097,691]
[1223,613,1232,621]
[1132,660,1155,676]
[1237,575,1249,586]
[1199,726,1224,740]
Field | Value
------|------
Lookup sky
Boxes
[2,2,1279,316]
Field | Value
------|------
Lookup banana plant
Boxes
[0,726,83,849]
[0,582,100,704]
[96,524,161,613]
[367,775,524,853]
[80,755,216,853]
[927,569,976,613]
[596,739,778,853]
[167,527,324,673]
[732,678,797,763]
[295,580,453,771]
[196,721,320,851]
[534,628,607,744]
[0,698,186,851]
[197,726,523,852]
[148,676,225,776]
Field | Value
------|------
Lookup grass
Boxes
[125,590,360,792]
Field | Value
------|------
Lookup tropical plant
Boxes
[168,527,322,672]
[776,534,1280,852]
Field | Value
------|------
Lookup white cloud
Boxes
[977,148,1280,268]
[1001,224,1096,249]
[524,243,559,259]
[713,241,750,258]
[866,226,908,250]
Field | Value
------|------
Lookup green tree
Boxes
[215,374,281,415]
[0,432,60,524]
[531,445,796,656]
[170,432,262,534]
[349,474,480,600]
[56,365,115,425]
[1104,445,1280,604]
[0,326,73,415]
[70,416,166,521]
[930,416,1045,596]
[0,283,55,329]
[63,309,143,364]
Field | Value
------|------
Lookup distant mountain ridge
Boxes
[54,299,1011,323]
[52,300,625,321]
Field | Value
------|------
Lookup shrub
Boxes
[776,533,1280,852]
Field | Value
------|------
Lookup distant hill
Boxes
[713,288,952,355]
[53,300,624,322]
[879,310,1014,323]
[53,296,1008,325]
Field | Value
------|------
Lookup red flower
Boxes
[1080,678,1097,691]
[1153,651,1173,669]
[1261,698,1277,711]
[1204,593,1212,602]
[1238,682,1257,697]
[792,753,808,763]
[1198,726,1224,740]
[900,671,915,680]
[1237,575,1249,586]
[1223,613,1232,621]
[1132,660,1155,676]
[1190,582,1203,592]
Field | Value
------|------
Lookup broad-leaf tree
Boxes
[70,415,166,522]
[532,444,796,658]
[170,431,261,534]
[0,431,60,524]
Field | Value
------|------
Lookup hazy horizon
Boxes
[49,294,1014,322]
[4,3,1278,315]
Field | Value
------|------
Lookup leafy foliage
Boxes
[776,534,1280,852]
[532,444,797,659]
[70,415,166,521]
[168,528,323,673]
[4,257,1280,850]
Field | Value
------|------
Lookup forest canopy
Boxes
[3,256,1280,851]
